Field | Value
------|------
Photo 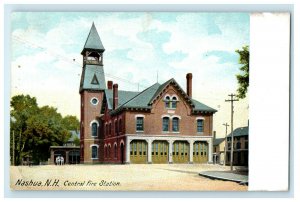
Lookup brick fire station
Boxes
[79,23,217,164]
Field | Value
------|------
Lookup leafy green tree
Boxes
[73,136,80,146]
[62,115,80,132]
[10,95,39,165]
[10,94,74,165]
[235,45,249,99]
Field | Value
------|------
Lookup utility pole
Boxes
[225,94,239,171]
[223,123,229,166]
[12,130,15,166]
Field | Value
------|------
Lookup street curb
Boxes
[199,172,248,185]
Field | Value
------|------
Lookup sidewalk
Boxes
[199,170,248,185]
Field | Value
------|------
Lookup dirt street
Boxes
[10,164,248,191]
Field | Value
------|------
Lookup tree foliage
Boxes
[235,45,249,99]
[10,94,78,165]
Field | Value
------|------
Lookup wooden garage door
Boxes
[172,141,189,163]
[193,141,208,163]
[152,141,168,164]
[130,140,147,164]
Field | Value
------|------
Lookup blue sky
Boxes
[11,12,249,136]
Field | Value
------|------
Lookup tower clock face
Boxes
[91,98,98,105]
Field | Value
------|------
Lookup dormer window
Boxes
[164,96,170,108]
[171,97,177,108]
[164,95,178,109]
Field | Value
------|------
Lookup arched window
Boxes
[162,117,170,132]
[109,123,112,135]
[171,96,177,108]
[119,119,122,133]
[164,96,170,108]
[108,145,111,158]
[197,119,204,133]
[91,146,98,159]
[91,122,98,137]
[114,144,117,158]
[172,117,179,132]
[115,120,118,135]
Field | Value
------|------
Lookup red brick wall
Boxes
[101,106,126,163]
[124,85,213,136]
[80,90,104,163]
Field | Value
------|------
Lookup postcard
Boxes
[8,11,290,192]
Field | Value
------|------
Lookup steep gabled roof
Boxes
[81,23,105,54]
[104,78,217,115]
[79,65,106,92]
[149,78,195,108]
[192,99,217,113]
[104,89,140,110]
[227,126,249,137]
[213,138,225,146]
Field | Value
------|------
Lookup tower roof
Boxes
[81,23,105,54]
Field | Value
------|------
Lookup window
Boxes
[109,123,111,135]
[119,119,122,133]
[200,144,203,155]
[197,119,204,133]
[115,120,118,135]
[139,143,142,155]
[108,146,111,158]
[114,144,117,158]
[162,117,169,132]
[136,117,144,131]
[134,143,137,155]
[91,146,98,159]
[164,96,170,108]
[171,97,177,108]
[236,142,241,149]
[245,141,248,149]
[90,97,98,105]
[172,117,179,132]
[152,144,154,155]
[91,122,98,137]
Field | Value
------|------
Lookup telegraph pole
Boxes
[223,123,229,166]
[225,94,239,171]
[12,130,15,166]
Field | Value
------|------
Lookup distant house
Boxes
[49,130,80,165]
[213,136,225,165]
[225,126,249,166]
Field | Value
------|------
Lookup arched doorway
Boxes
[173,141,189,163]
[130,140,147,164]
[152,140,169,164]
[69,150,80,164]
[193,141,208,163]
[120,143,124,164]
[54,150,66,165]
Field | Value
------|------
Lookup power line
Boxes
[225,93,239,171]
[12,35,148,90]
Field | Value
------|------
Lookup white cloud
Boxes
[11,12,249,136]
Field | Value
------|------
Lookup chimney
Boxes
[186,73,193,97]
[107,81,113,90]
[113,84,118,110]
